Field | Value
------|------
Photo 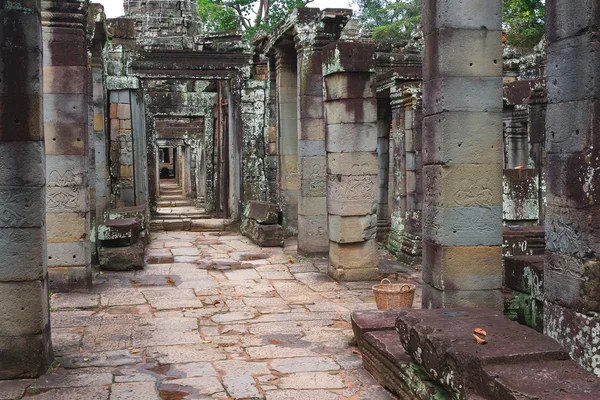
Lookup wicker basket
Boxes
[372,278,416,310]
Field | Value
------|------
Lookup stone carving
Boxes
[48,170,84,187]
[0,190,26,227]
[546,208,589,258]
[454,178,494,207]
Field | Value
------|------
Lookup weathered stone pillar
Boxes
[421,0,504,308]
[376,99,391,242]
[276,46,299,233]
[0,0,53,378]
[544,0,600,374]
[324,42,379,281]
[42,0,92,292]
[297,46,328,255]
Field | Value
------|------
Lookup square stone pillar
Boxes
[297,46,328,255]
[276,47,299,234]
[544,0,600,374]
[421,0,504,308]
[323,42,379,282]
[42,0,92,292]
[0,0,53,378]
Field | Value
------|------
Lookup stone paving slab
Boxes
[14,230,420,399]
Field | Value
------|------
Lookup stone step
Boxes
[156,200,194,207]
[352,308,600,399]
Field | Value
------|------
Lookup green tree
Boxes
[503,0,545,48]
[198,0,312,37]
[353,0,421,44]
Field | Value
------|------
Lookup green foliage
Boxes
[354,0,421,44]
[503,0,545,48]
[198,0,309,38]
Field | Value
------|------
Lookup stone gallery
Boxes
[0,0,599,398]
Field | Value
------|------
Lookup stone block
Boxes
[422,77,503,116]
[0,93,43,141]
[422,206,502,246]
[327,152,378,176]
[326,174,378,216]
[298,196,327,216]
[545,204,600,258]
[46,212,88,242]
[98,218,142,247]
[243,201,280,224]
[47,241,90,268]
[504,255,544,299]
[45,154,87,187]
[110,119,120,140]
[422,242,502,291]
[422,283,503,309]
[329,239,378,269]
[0,331,52,380]
[326,123,378,153]
[0,280,49,336]
[422,0,502,36]
[117,103,131,119]
[120,119,132,129]
[0,227,45,281]
[546,152,600,210]
[98,239,145,272]
[423,28,502,82]
[422,112,503,164]
[543,252,586,312]
[240,219,284,247]
[105,205,147,229]
[423,164,502,208]
[323,73,374,100]
[546,100,600,155]
[43,66,86,95]
[546,0,600,42]
[93,113,104,132]
[547,35,600,103]
[299,95,324,119]
[43,94,87,124]
[328,264,379,282]
[322,42,375,75]
[351,309,406,344]
[325,99,377,124]
[46,186,88,213]
[297,215,329,256]
[0,141,45,186]
[299,118,325,141]
[298,139,325,157]
[48,265,92,293]
[0,187,45,228]
[328,214,377,244]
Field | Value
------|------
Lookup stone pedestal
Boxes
[421,0,504,308]
[0,0,53,379]
[276,47,299,234]
[544,0,600,374]
[323,42,379,282]
[297,47,328,255]
[42,0,92,292]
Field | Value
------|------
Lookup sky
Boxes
[96,0,356,19]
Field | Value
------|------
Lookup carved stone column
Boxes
[0,0,53,378]
[276,46,299,234]
[324,42,379,281]
[42,0,92,291]
[297,45,328,255]
[544,0,600,374]
[421,0,504,308]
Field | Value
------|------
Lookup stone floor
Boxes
[1,230,421,400]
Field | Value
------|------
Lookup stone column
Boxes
[276,47,299,233]
[324,42,379,282]
[376,99,391,242]
[297,46,328,255]
[400,87,424,265]
[387,89,408,256]
[544,0,600,373]
[0,0,53,378]
[421,0,504,308]
[42,0,92,292]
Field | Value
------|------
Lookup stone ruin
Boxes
[1,0,600,397]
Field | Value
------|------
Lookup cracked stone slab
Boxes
[214,360,270,376]
[61,350,142,369]
[145,345,227,363]
[141,289,203,310]
[222,375,263,399]
[110,382,160,400]
[270,357,340,373]
[278,372,346,389]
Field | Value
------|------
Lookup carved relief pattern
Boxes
[546,208,589,258]
[454,178,495,207]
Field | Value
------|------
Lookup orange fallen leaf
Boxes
[473,327,487,336]
[473,334,487,345]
